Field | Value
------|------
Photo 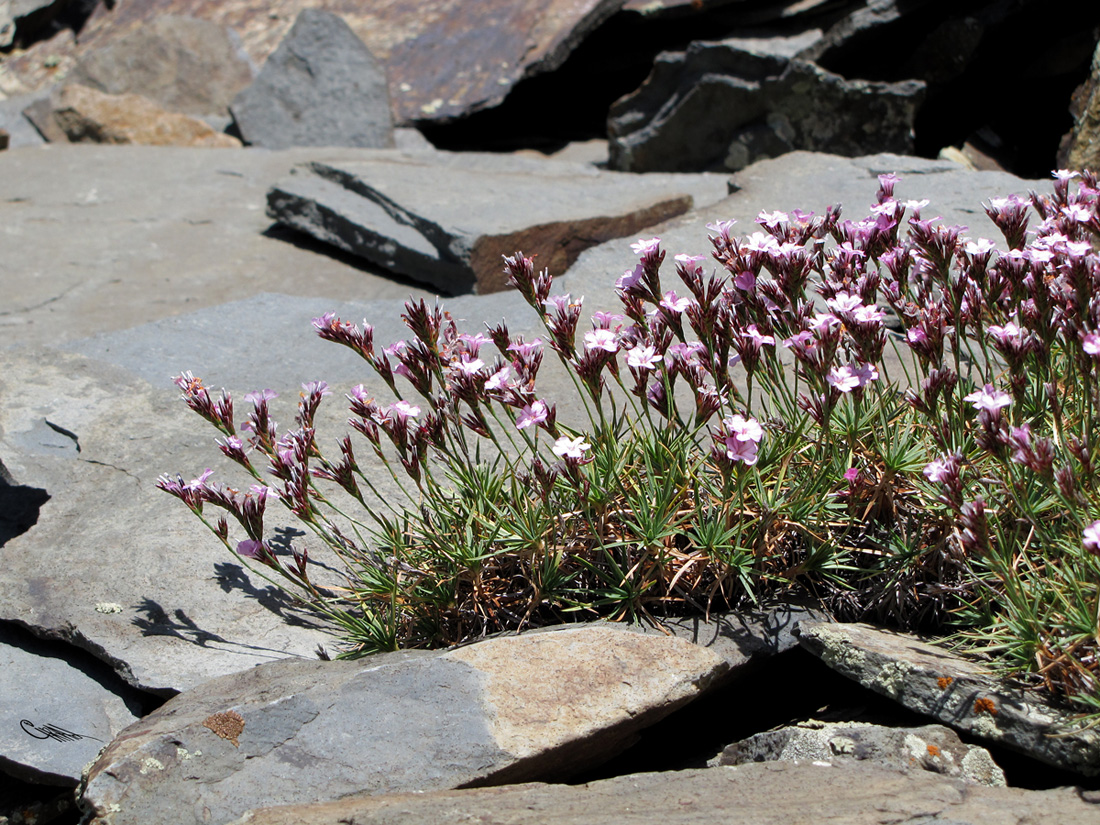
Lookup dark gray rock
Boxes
[65,15,256,118]
[717,720,1005,786]
[798,621,1100,777]
[230,763,1099,825]
[609,34,925,172]
[0,89,48,147]
[266,154,709,293]
[81,626,728,825]
[0,624,141,786]
[230,9,394,150]
[1059,38,1100,172]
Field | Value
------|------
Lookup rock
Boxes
[230,10,393,150]
[64,15,256,118]
[1058,38,1100,173]
[266,154,704,293]
[0,127,7,149]
[608,34,925,172]
[717,721,1005,786]
[229,763,1098,825]
[0,345,337,695]
[0,0,62,49]
[0,623,142,786]
[797,621,1100,777]
[27,84,242,146]
[0,89,48,146]
[1,1,622,125]
[81,626,727,825]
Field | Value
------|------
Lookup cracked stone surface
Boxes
[0,623,142,786]
[81,625,727,825]
[798,621,1100,777]
[228,762,1100,825]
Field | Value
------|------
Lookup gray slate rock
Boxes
[717,720,1005,786]
[0,89,48,147]
[229,762,1099,825]
[230,9,394,150]
[81,625,727,825]
[0,624,141,786]
[65,15,256,118]
[608,33,925,173]
[0,345,337,695]
[267,154,703,293]
[798,621,1100,777]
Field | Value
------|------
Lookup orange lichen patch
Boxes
[203,710,245,747]
[973,697,997,716]
[937,676,954,689]
[927,744,941,757]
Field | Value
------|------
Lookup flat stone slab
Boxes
[0,624,141,786]
[81,625,728,825]
[0,345,338,695]
[717,720,1005,786]
[266,154,713,293]
[797,621,1100,777]
[228,762,1100,825]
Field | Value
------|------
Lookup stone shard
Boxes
[229,763,1097,825]
[797,621,1100,777]
[266,154,697,293]
[717,721,1005,786]
[81,626,727,825]
[230,10,394,150]
[609,34,925,172]
[0,1,622,126]
[65,15,256,118]
[0,624,142,786]
[27,84,242,147]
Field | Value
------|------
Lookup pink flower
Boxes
[827,362,878,393]
[963,384,1011,412]
[1084,521,1100,554]
[485,365,511,391]
[988,320,1023,345]
[237,539,264,559]
[742,325,775,347]
[454,355,484,375]
[552,435,591,459]
[516,400,549,430]
[617,264,644,291]
[389,400,421,419]
[675,253,706,271]
[724,413,763,443]
[244,389,278,405]
[755,210,788,228]
[630,237,661,256]
[722,435,759,465]
[923,457,952,483]
[625,344,662,370]
[843,467,860,483]
[733,271,756,291]
[826,292,863,314]
[660,291,693,313]
[584,328,619,352]
[1083,333,1100,356]
[809,313,840,333]
[852,304,886,325]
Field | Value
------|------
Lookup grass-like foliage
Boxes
[161,170,1100,717]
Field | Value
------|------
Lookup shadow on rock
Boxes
[0,471,50,548]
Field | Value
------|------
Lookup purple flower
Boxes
[809,313,840,333]
[1084,521,1100,554]
[963,384,1012,412]
[516,400,549,430]
[733,271,756,291]
[716,414,763,466]
[852,304,886,326]
[843,467,860,483]
[453,355,484,375]
[923,457,954,484]
[1083,333,1100,356]
[244,389,278,405]
[616,264,644,291]
[237,539,264,559]
[484,365,512,391]
[742,324,775,347]
[674,253,706,271]
[725,413,764,443]
[722,436,759,465]
[827,363,878,393]
[755,210,788,228]
[389,400,421,420]
[826,292,863,314]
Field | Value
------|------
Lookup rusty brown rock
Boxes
[30,84,241,147]
[2,0,623,125]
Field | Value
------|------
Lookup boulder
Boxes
[797,621,1100,777]
[65,15,256,118]
[0,0,622,125]
[266,154,705,293]
[231,763,1099,825]
[1058,38,1100,173]
[230,10,393,150]
[608,34,925,172]
[81,626,728,825]
[0,88,47,146]
[0,623,142,786]
[0,0,62,49]
[26,84,242,146]
[717,720,1005,786]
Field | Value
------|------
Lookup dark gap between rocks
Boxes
[570,647,1100,791]
[0,473,49,548]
